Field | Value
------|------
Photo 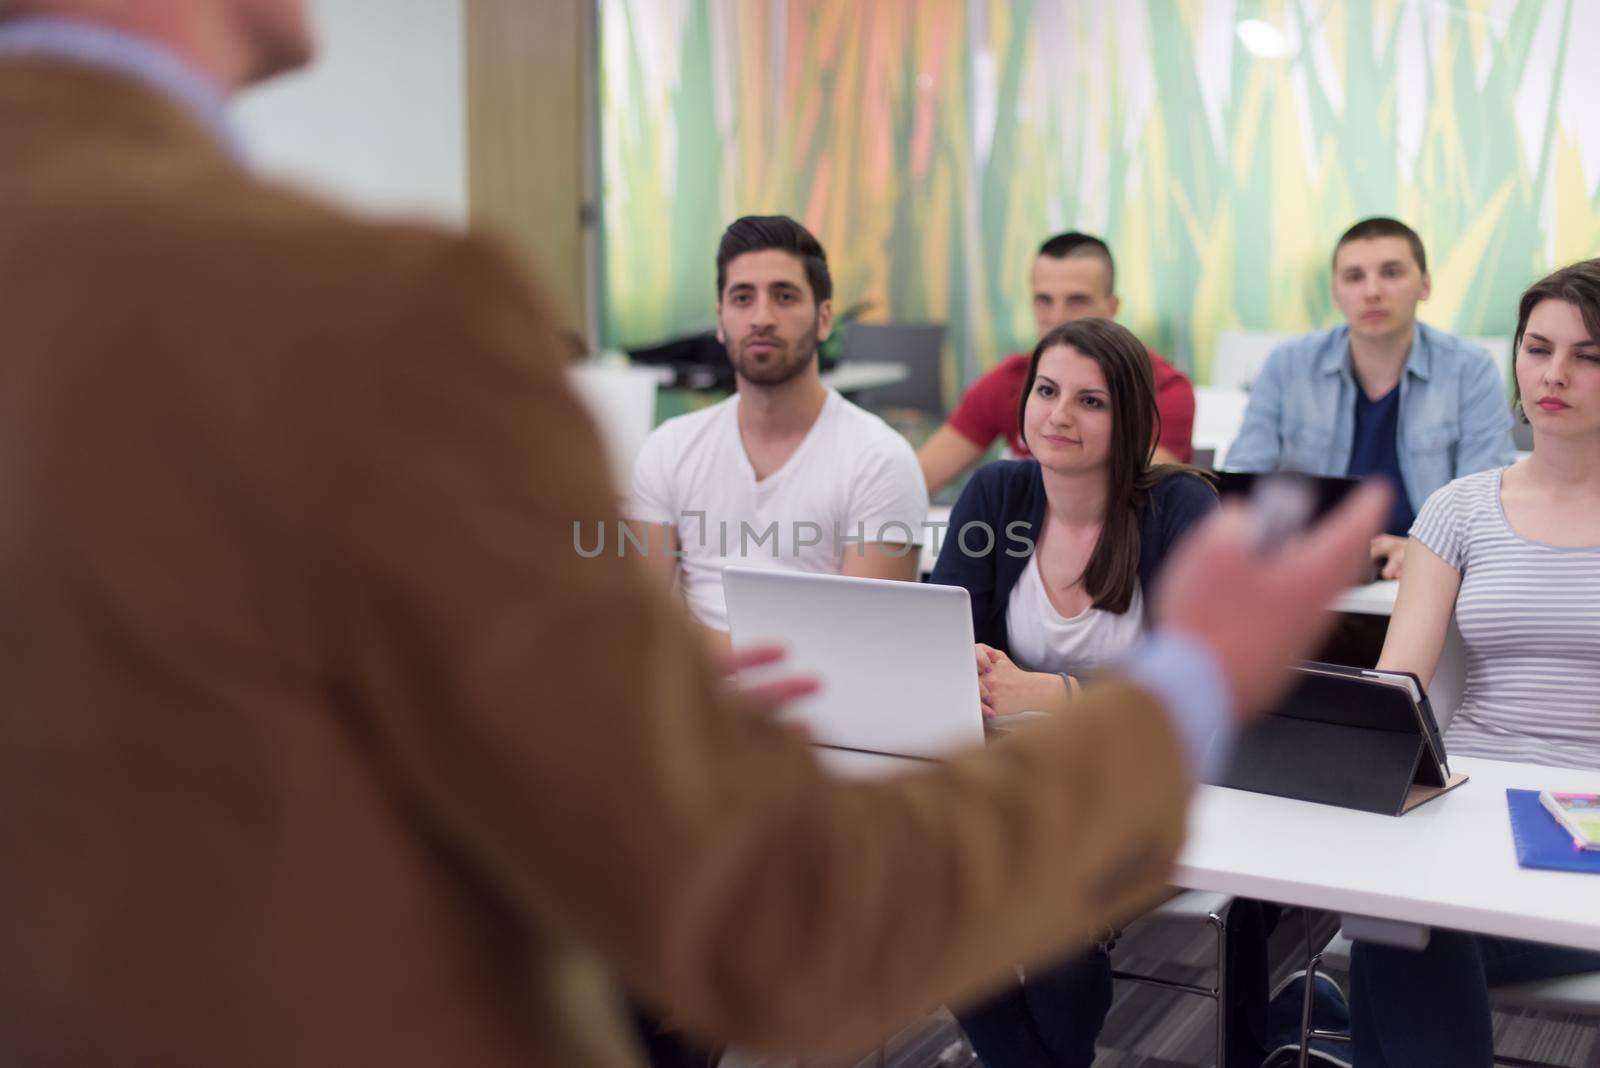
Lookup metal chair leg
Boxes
[1109,905,1233,1067]
[1297,951,1322,1068]
[1208,910,1228,1068]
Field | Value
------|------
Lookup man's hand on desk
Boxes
[1155,482,1391,719]
[1370,533,1408,580]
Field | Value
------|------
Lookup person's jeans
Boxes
[956,949,1112,1068]
[1350,930,1600,1067]
[955,901,1282,1068]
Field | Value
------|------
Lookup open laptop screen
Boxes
[723,567,985,760]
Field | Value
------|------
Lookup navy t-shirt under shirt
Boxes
[1346,384,1415,536]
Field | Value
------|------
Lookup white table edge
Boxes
[1168,862,1600,953]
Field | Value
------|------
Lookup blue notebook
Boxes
[1506,789,1600,874]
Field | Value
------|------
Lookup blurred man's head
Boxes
[0,0,314,89]
[1030,232,1120,338]
[1330,217,1431,343]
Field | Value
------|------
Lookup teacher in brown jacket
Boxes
[0,2,1387,1065]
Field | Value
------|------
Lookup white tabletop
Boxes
[1330,580,1399,616]
[627,358,908,396]
[630,360,908,395]
[824,361,910,394]
[1176,756,1600,951]
[813,746,934,780]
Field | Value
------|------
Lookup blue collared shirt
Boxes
[0,16,239,156]
[1224,321,1517,510]
[1124,631,1234,782]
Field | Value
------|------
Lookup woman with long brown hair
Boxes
[932,317,1215,718]
[931,317,1219,1067]
[1349,260,1600,1065]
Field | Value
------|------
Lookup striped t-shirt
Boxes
[1411,467,1600,771]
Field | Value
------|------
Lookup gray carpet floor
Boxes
[720,908,1600,1068]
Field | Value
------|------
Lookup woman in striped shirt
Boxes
[1349,259,1600,1066]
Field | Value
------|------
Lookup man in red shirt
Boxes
[917,232,1195,495]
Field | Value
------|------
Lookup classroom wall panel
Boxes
[234,0,467,225]
[468,0,595,337]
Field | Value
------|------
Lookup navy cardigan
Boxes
[929,460,1218,657]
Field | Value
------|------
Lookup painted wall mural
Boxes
[599,0,1600,392]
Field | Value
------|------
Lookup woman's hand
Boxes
[976,644,1070,718]
[1370,534,1408,580]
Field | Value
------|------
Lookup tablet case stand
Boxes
[1211,662,1468,816]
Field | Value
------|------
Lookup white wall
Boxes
[231,0,467,226]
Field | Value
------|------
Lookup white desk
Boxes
[1330,580,1399,615]
[1177,756,1600,952]
[813,746,934,780]
[634,360,908,395]
[825,361,910,394]
[816,748,1600,952]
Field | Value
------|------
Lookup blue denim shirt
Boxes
[1223,322,1516,510]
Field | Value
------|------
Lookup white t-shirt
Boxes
[627,389,929,630]
[1005,553,1145,678]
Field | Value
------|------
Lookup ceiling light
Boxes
[1236,19,1290,59]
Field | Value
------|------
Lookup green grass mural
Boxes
[599,0,1600,391]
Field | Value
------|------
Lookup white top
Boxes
[1410,467,1600,771]
[1004,553,1145,677]
[1177,755,1600,952]
[627,389,928,631]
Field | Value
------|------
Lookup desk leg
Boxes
[1339,913,1430,950]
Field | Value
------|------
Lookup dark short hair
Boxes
[1015,318,1206,614]
[1511,259,1600,412]
[1333,217,1427,275]
[1037,231,1116,294]
[715,215,832,303]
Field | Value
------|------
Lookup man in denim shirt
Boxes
[1225,217,1515,577]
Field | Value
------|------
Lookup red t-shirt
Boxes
[947,347,1195,463]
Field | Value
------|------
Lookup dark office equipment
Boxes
[839,322,948,416]
[626,330,732,390]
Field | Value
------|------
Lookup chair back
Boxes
[1194,385,1252,469]
[1212,329,1298,391]
[1462,335,1513,391]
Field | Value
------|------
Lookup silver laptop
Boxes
[722,567,985,764]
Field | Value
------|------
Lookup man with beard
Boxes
[628,216,928,650]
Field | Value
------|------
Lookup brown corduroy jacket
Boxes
[0,59,1194,1066]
